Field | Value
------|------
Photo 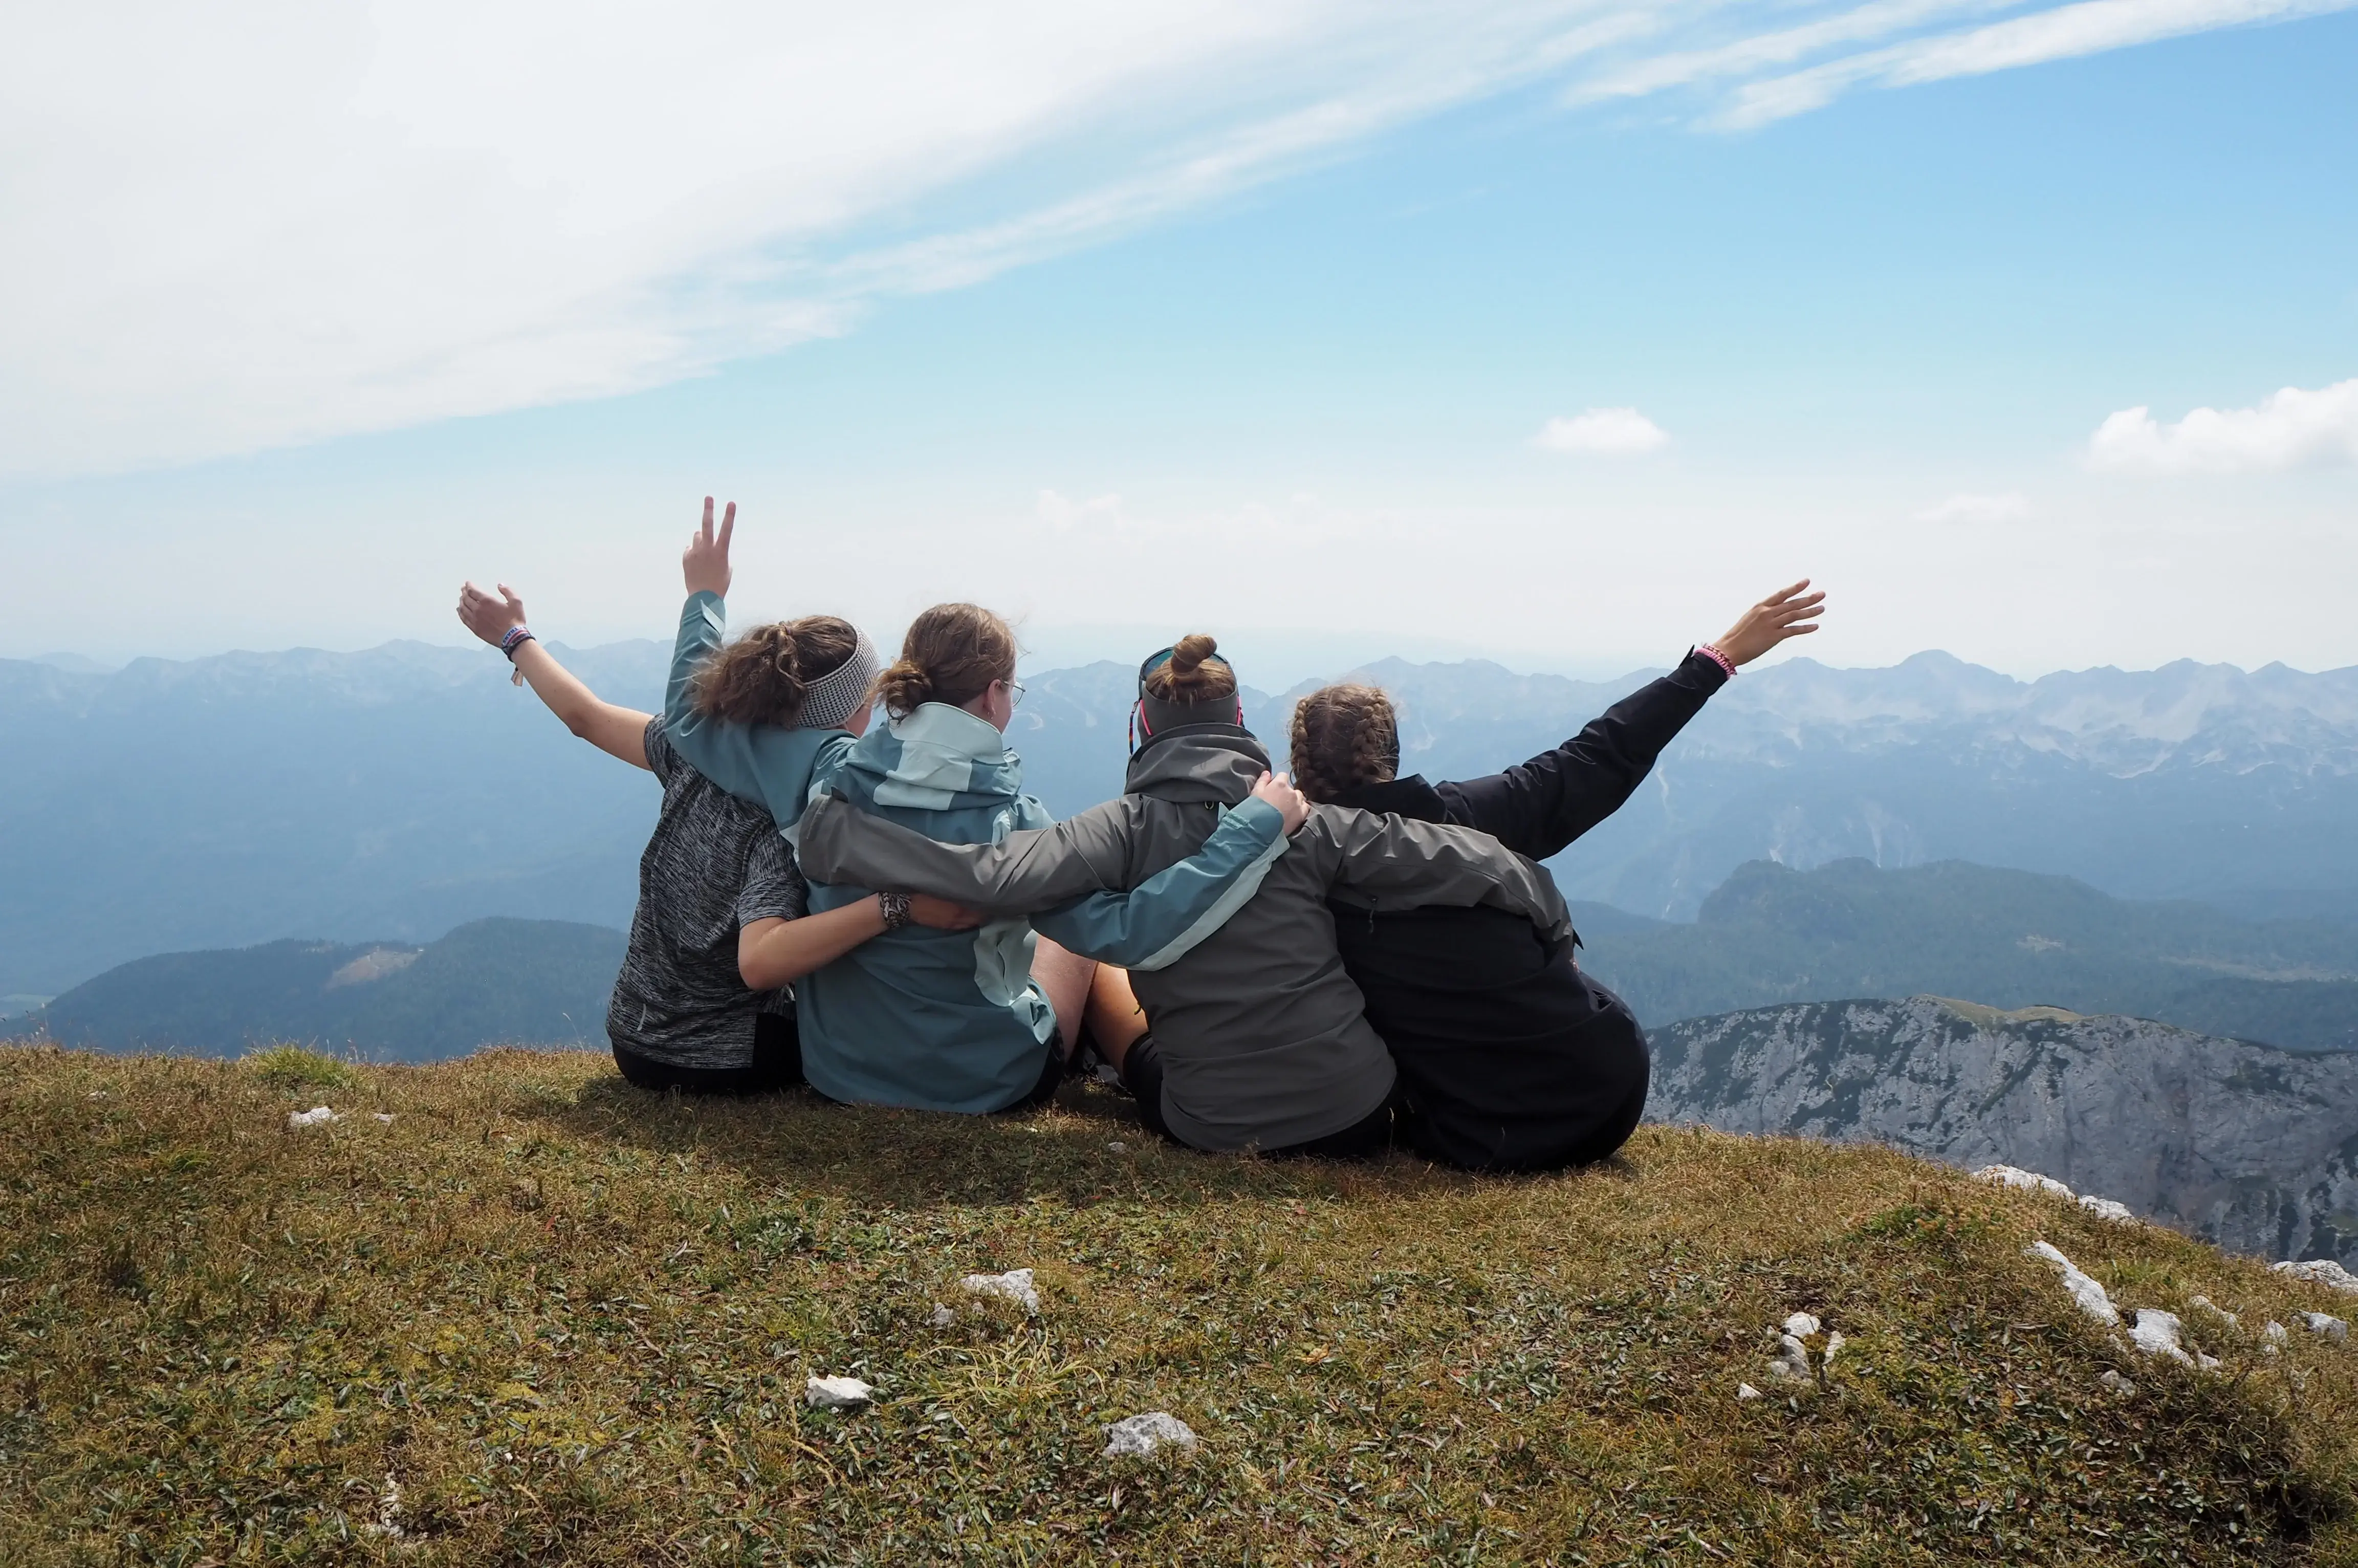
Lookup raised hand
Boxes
[907,894,988,932]
[1711,579,1827,667]
[682,495,736,598]
[456,581,528,647]
[1248,769,1311,836]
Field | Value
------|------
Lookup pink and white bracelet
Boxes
[1696,642,1738,679]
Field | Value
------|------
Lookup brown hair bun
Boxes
[1145,632,1237,703]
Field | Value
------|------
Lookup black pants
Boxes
[1387,968,1652,1172]
[1119,1033,1395,1159]
[612,1011,808,1096]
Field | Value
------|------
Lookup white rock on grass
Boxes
[2264,1320,2289,1354]
[2079,1196,2136,1224]
[804,1375,875,1410]
[287,1105,338,1129]
[1782,1312,1822,1337]
[2127,1308,2218,1369]
[2302,1312,2349,1342]
[2025,1242,2120,1326]
[1976,1165,2075,1200]
[1767,1334,1813,1383]
[2099,1369,2136,1395]
[1823,1331,1847,1365]
[2188,1295,2240,1328]
[373,1112,395,1125]
[1736,1382,1764,1402]
[929,1304,956,1328]
[1103,1412,1196,1458]
[960,1268,1040,1314]
[2273,1259,2358,1296]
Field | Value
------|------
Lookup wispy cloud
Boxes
[1716,0,2358,128]
[1917,491,2033,522]
[1535,408,1672,455]
[2087,379,2358,472]
[4,0,2348,475]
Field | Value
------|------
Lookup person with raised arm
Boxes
[1280,581,1829,1169]
[654,499,1308,1116]
[790,635,1585,1158]
[453,579,981,1094]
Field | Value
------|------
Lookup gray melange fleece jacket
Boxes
[793,727,1574,1152]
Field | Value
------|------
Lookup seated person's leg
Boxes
[1082,963,1151,1072]
[1028,935,1100,1059]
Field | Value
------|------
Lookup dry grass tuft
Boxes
[5,1042,2358,1565]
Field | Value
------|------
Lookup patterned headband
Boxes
[797,629,880,730]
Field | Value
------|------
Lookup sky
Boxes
[3,0,2354,682]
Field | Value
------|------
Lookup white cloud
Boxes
[1917,491,2033,523]
[1535,408,1672,455]
[2086,379,2358,473]
[5,0,2349,475]
[1717,0,2358,128]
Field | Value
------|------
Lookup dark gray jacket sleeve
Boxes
[1313,806,1574,947]
[793,791,1295,969]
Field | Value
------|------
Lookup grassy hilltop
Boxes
[7,1046,2358,1565]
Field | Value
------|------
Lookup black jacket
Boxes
[1324,651,1728,1169]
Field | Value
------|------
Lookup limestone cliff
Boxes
[1647,995,2358,1267]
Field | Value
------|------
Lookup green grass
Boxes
[6,1043,2358,1565]
[240,1044,360,1092]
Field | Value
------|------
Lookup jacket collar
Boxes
[1328,774,1448,823]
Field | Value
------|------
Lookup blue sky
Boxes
[3,1,2353,680]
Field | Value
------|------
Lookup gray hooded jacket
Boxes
[794,728,1573,1151]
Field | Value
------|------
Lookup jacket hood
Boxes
[1124,727,1271,805]
[833,701,1027,813]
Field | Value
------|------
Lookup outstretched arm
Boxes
[1443,579,1827,860]
[456,581,651,769]
[657,497,843,822]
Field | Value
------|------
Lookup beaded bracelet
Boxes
[1696,642,1738,680]
[879,891,914,930]
[499,625,536,658]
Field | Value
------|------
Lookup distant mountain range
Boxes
[1647,996,2358,1269]
[1572,857,2358,1052]
[7,639,2358,997]
[17,918,621,1059]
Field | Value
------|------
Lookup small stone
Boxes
[2273,1259,2358,1296]
[1823,1331,1846,1364]
[2263,1320,2288,1354]
[929,1304,956,1328]
[804,1375,875,1409]
[2302,1312,2348,1342]
[960,1268,1040,1314]
[2078,1195,2135,1224]
[1736,1382,1763,1401]
[2099,1369,2135,1395]
[1107,1141,1127,1153]
[287,1105,338,1129]
[1975,1165,2075,1200]
[2188,1295,2239,1327]
[2128,1308,2193,1365]
[2025,1241,2120,1326]
[373,1112,395,1125]
[1103,1411,1196,1458]
[1767,1334,1813,1383]
[1781,1312,1822,1338]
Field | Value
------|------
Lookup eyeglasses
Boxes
[1004,679,1026,708]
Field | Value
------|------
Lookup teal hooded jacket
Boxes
[661,592,1289,1112]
